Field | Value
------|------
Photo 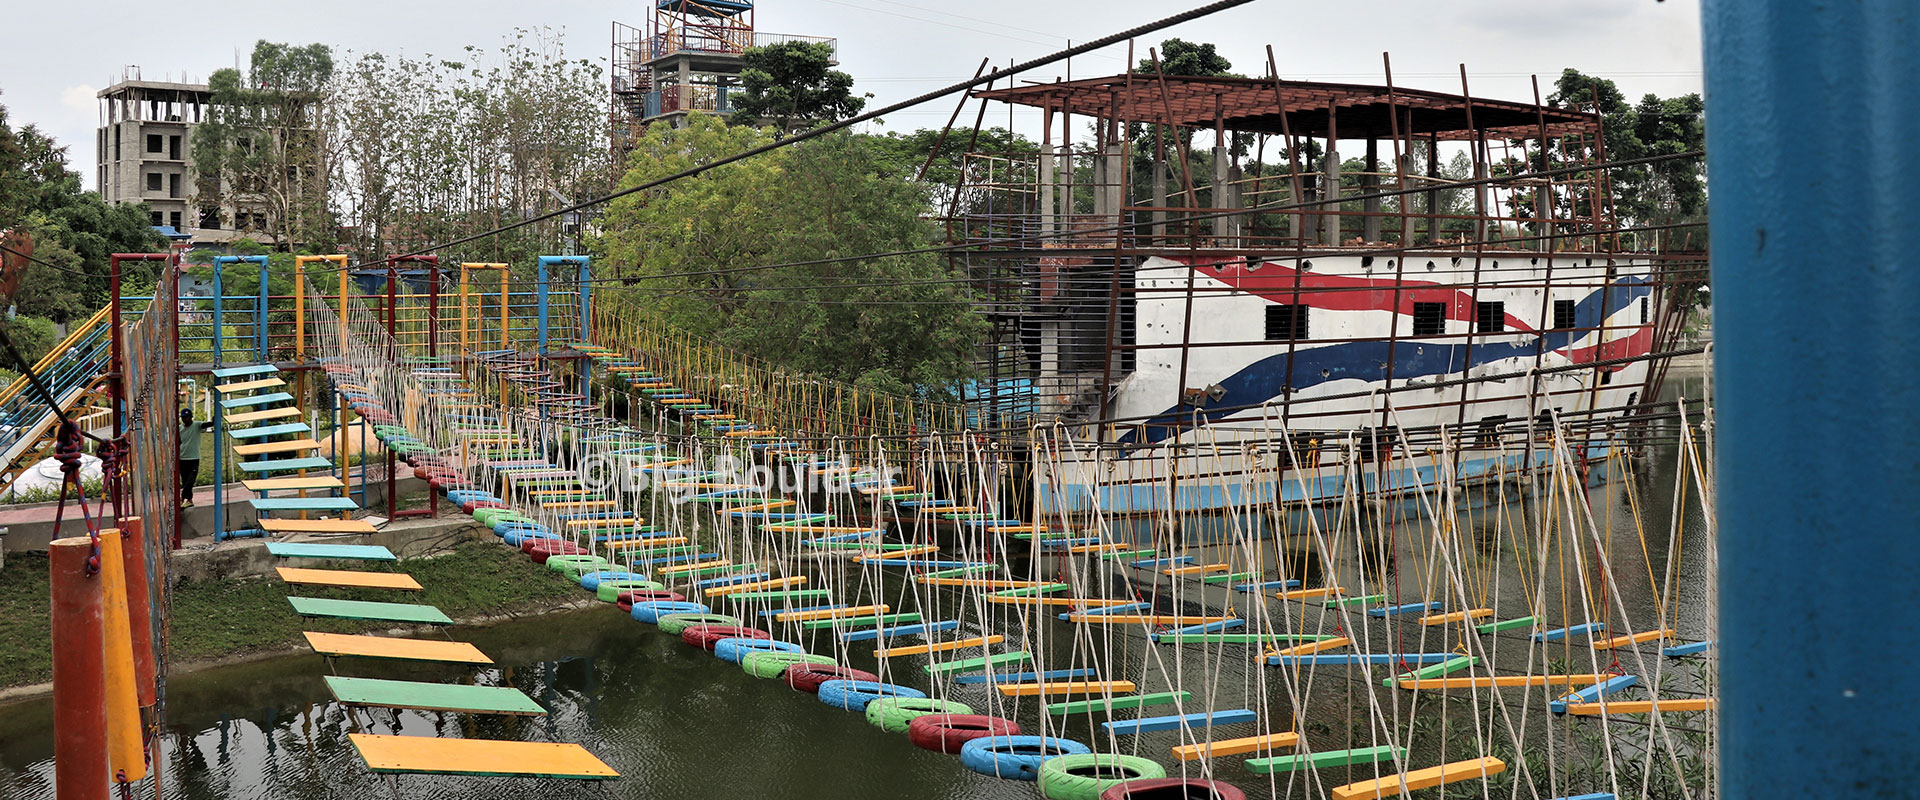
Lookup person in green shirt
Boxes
[179,408,211,507]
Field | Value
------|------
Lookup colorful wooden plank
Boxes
[1048,691,1190,716]
[287,597,451,625]
[1247,745,1403,775]
[266,542,394,561]
[276,567,420,591]
[1382,656,1479,687]
[260,518,378,534]
[324,676,544,716]
[1328,757,1506,800]
[925,651,1032,676]
[998,680,1137,697]
[1394,674,1609,691]
[347,734,618,780]
[251,497,359,512]
[1172,731,1298,760]
[1103,709,1258,735]
[875,635,1002,658]
[243,476,346,492]
[1563,698,1716,715]
[1592,629,1677,650]
[301,632,490,665]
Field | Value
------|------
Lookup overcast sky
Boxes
[1,0,1701,191]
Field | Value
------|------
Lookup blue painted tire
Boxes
[816,680,927,712]
[495,521,547,537]
[959,736,1092,781]
[580,570,645,591]
[631,601,709,623]
[713,638,805,664]
[502,529,559,547]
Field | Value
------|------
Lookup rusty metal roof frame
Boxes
[973,74,1598,141]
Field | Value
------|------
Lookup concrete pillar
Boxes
[1322,143,1341,246]
[1038,143,1056,238]
[1212,145,1232,240]
[1103,143,1125,226]
[1151,161,1169,240]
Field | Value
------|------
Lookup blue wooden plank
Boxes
[1551,675,1638,714]
[220,392,294,409]
[803,531,883,545]
[240,457,334,474]
[1127,556,1193,568]
[1266,653,1461,667]
[1169,619,1244,635]
[251,498,359,512]
[1663,640,1716,657]
[211,364,279,378]
[1552,794,1617,800]
[1235,580,1301,592]
[1532,622,1608,642]
[952,668,1098,686]
[230,423,312,440]
[1057,602,1151,620]
[838,620,961,642]
[1368,601,1444,618]
[858,559,986,569]
[1102,709,1258,735]
[267,542,396,561]
[694,572,771,589]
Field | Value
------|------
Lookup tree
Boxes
[600,115,984,395]
[729,41,867,133]
[193,40,335,249]
[868,127,1040,217]
[1136,38,1233,77]
[1545,68,1706,248]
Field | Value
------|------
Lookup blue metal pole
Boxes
[256,257,268,361]
[209,257,229,543]
[1705,2,1920,795]
[535,257,551,355]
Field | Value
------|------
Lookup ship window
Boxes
[1411,302,1445,336]
[1553,300,1577,330]
[1476,301,1504,333]
[1265,304,1308,341]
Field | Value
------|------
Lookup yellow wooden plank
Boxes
[1275,636,1350,656]
[277,567,422,591]
[1395,673,1609,690]
[1564,698,1716,715]
[260,518,377,534]
[1278,586,1344,600]
[303,632,490,664]
[856,485,915,495]
[1172,731,1299,761]
[216,377,287,394]
[566,518,638,529]
[599,536,690,551]
[1068,542,1129,554]
[1163,563,1229,576]
[776,604,889,622]
[721,500,796,514]
[1592,629,1677,650]
[997,680,1137,697]
[539,500,618,510]
[1419,609,1495,626]
[875,635,1003,658]
[244,476,346,492]
[347,734,618,780]
[855,544,938,561]
[657,559,730,575]
[1329,757,1505,800]
[233,438,323,457]
[704,576,808,597]
[227,407,303,424]
[764,525,874,533]
[986,525,1046,534]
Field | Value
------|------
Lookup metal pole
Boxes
[50,536,108,800]
[535,257,551,355]
[1705,1,1920,796]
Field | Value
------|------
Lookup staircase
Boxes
[0,307,116,495]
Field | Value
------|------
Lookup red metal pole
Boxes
[119,516,156,708]
[51,536,109,800]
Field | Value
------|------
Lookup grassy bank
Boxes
[0,541,584,689]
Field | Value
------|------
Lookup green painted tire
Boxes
[596,580,667,602]
[656,613,741,636]
[742,651,834,679]
[864,697,975,733]
[547,555,611,578]
[1038,754,1166,800]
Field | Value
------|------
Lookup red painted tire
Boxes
[907,714,1022,754]
[1099,779,1247,800]
[520,538,579,556]
[783,663,880,693]
[615,588,685,612]
[681,625,770,651]
[527,540,588,564]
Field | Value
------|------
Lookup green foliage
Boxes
[729,41,867,133]
[602,116,984,396]
[867,126,1040,216]
[1137,38,1234,77]
[1540,68,1707,248]
[192,41,335,249]
[0,315,58,365]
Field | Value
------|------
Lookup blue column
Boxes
[1705,2,1920,796]
[256,258,269,361]
[535,257,551,355]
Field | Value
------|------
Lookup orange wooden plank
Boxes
[997,680,1137,697]
[915,578,1047,589]
[1395,674,1609,690]
[875,635,1003,658]
[855,544,939,561]
[720,500,797,514]
[1564,698,1716,715]
[1278,586,1344,600]
[1329,757,1505,800]
[347,734,618,780]
[1592,629,1677,650]
[216,377,287,394]
[657,559,731,575]
[1275,636,1350,656]
[277,567,422,591]
[303,632,491,664]
[227,406,303,425]
[704,576,808,597]
[1163,563,1230,576]
[1172,731,1299,761]
[600,536,690,550]
[1068,542,1130,554]
[776,604,889,622]
[1419,609,1495,626]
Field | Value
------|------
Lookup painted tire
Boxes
[579,571,645,591]
[682,625,770,651]
[713,638,805,664]
[958,736,1092,782]
[597,580,667,603]
[1038,754,1167,800]
[615,589,684,612]
[1098,779,1247,800]
[865,697,973,733]
[502,529,558,547]
[742,652,834,679]
[906,714,1021,754]
[815,680,927,712]
[784,663,880,694]
[529,542,588,565]
[631,601,708,623]
[656,613,741,635]
[547,555,610,576]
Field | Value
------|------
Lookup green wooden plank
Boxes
[1100,549,1158,561]
[800,612,923,630]
[989,583,1069,598]
[1048,690,1192,716]
[288,596,452,625]
[1476,615,1540,634]
[1009,531,1080,541]
[1153,633,1335,645]
[924,651,1032,676]
[720,589,832,602]
[1201,571,1260,585]
[324,676,544,716]
[1384,656,1480,687]
[924,564,998,578]
[1247,745,1404,774]
[267,543,395,561]
[1330,593,1389,608]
